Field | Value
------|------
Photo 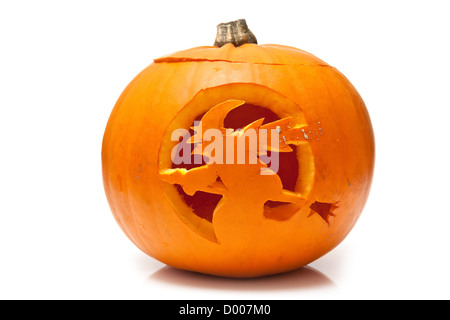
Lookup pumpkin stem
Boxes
[214,19,258,47]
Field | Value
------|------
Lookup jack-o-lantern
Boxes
[102,19,375,278]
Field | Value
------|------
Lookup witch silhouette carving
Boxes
[160,100,310,242]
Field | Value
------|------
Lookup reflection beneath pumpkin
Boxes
[149,265,336,291]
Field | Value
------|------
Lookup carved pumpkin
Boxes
[102,19,375,278]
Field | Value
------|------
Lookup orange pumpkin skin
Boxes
[102,42,375,278]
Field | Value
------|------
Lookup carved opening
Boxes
[224,104,299,194]
[309,201,338,225]
[171,104,300,222]
[171,113,218,222]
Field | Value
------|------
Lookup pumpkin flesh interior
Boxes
[158,82,316,242]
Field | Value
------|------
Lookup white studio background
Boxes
[0,0,449,300]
